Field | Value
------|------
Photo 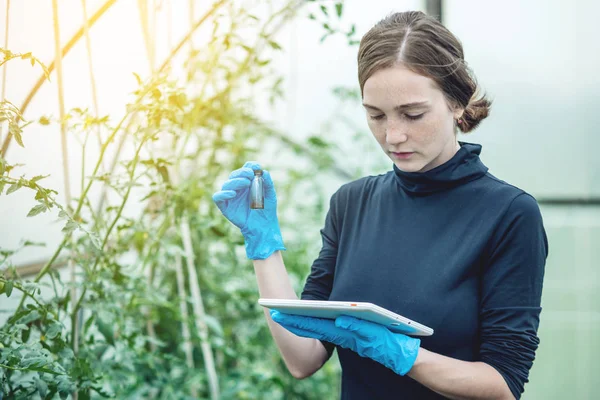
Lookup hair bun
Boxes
[459,92,492,133]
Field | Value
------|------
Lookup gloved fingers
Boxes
[242,161,262,171]
[335,316,380,340]
[262,170,277,199]
[212,190,237,213]
[271,311,332,331]
[221,177,251,191]
[212,190,237,204]
[229,167,255,180]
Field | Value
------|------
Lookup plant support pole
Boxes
[52,1,78,399]
[80,0,105,171]
[175,252,198,398]
[0,0,10,144]
[181,215,219,400]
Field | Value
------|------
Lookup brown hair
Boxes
[357,11,491,133]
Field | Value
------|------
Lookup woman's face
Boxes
[362,63,463,173]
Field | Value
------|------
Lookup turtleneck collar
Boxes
[393,142,489,195]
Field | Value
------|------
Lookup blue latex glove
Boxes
[270,310,421,376]
[212,161,286,260]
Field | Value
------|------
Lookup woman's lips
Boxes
[391,151,414,159]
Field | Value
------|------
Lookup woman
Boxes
[213,11,547,400]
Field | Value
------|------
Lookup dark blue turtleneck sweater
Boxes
[300,142,548,399]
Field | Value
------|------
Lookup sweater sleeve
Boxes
[300,190,341,358]
[479,193,548,399]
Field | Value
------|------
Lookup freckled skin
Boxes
[363,64,464,173]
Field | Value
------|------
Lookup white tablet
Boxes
[258,298,433,336]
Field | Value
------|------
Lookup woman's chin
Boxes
[392,159,425,173]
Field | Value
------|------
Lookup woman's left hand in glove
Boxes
[270,310,421,376]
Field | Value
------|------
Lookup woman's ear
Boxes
[445,99,464,120]
[452,104,465,120]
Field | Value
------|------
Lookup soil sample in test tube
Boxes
[250,169,264,209]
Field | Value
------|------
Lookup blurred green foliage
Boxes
[0,1,370,398]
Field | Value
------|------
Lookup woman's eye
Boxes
[369,114,385,121]
[406,113,425,121]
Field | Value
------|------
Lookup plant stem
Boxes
[71,137,147,319]
[14,239,66,312]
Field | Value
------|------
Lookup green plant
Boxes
[0,1,369,399]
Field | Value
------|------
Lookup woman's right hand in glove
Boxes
[212,161,286,260]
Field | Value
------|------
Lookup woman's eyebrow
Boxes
[362,101,429,111]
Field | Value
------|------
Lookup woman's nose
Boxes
[385,124,408,145]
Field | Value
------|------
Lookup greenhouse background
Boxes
[0,0,598,398]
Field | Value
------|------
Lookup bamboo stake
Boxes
[175,252,197,397]
[51,0,75,326]
[164,6,198,396]
[137,0,155,72]
[80,0,105,171]
[146,262,158,353]
[189,0,194,50]
[0,0,10,144]
[51,2,77,399]
[181,216,219,400]
[136,0,160,356]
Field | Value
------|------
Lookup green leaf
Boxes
[347,24,356,37]
[335,3,343,18]
[87,231,102,249]
[58,210,69,219]
[9,121,24,147]
[6,182,20,194]
[151,88,162,100]
[84,314,96,333]
[36,377,48,398]
[320,5,328,16]
[46,321,62,339]
[18,309,41,325]
[62,219,79,235]
[203,314,224,336]
[210,225,226,237]
[307,136,329,148]
[133,72,142,86]
[58,347,74,361]
[21,356,48,369]
[23,240,45,247]
[5,281,13,297]
[27,203,48,217]
[156,165,170,183]
[30,175,49,183]
[96,316,115,346]
[268,40,282,51]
